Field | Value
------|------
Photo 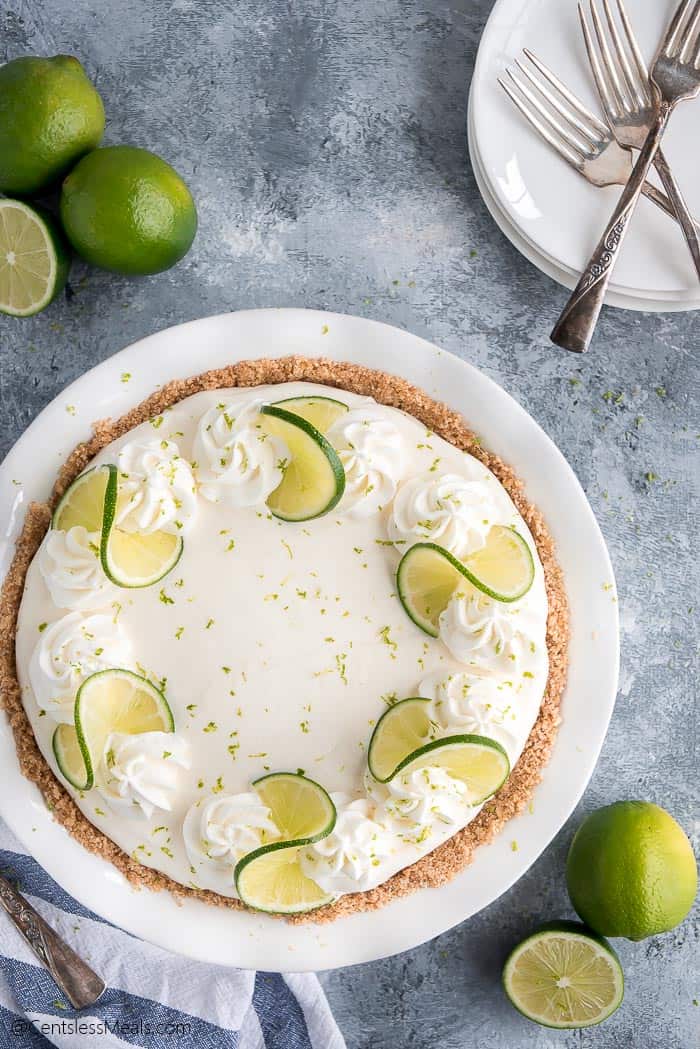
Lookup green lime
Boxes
[367,697,435,783]
[272,395,349,433]
[567,801,698,941]
[0,55,104,195]
[503,921,624,1029]
[53,465,116,532]
[259,405,345,521]
[60,146,197,275]
[387,734,510,805]
[0,200,71,317]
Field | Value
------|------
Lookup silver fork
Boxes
[552,0,700,353]
[499,51,699,232]
[580,0,700,280]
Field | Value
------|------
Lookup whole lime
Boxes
[60,146,197,275]
[0,55,105,195]
[567,801,697,941]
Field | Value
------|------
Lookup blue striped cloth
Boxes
[0,822,346,1049]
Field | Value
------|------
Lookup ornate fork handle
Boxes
[0,873,105,1010]
[551,103,672,353]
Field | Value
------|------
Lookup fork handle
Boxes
[652,148,700,281]
[551,104,671,353]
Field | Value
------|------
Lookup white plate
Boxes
[468,97,700,312]
[472,0,700,304]
[0,310,619,972]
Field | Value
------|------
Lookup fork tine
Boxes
[504,68,594,155]
[601,0,646,106]
[589,0,631,112]
[578,2,621,122]
[615,0,650,87]
[498,76,585,170]
[522,49,610,137]
[663,0,696,56]
[679,0,700,62]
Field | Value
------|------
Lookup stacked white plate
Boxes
[469,0,700,312]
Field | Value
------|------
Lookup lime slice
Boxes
[73,669,174,790]
[235,841,335,915]
[391,734,510,804]
[397,531,534,636]
[52,722,90,790]
[0,199,70,317]
[367,698,435,783]
[272,395,349,434]
[52,464,118,533]
[101,527,183,588]
[253,771,336,843]
[260,404,345,521]
[503,921,624,1029]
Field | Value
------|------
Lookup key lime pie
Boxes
[1,358,567,919]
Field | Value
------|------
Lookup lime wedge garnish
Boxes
[235,841,335,914]
[101,527,183,588]
[252,771,336,843]
[503,922,624,1029]
[272,395,348,434]
[65,668,174,790]
[367,697,435,783]
[260,404,345,521]
[389,734,510,804]
[52,722,90,790]
[0,199,70,317]
[234,772,336,914]
[397,529,535,637]
[53,465,117,533]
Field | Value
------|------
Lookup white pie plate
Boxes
[0,309,619,972]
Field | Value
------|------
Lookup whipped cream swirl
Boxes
[193,400,288,507]
[97,731,191,820]
[29,612,132,723]
[388,473,497,558]
[39,526,117,611]
[419,669,518,754]
[327,407,407,517]
[439,591,530,672]
[300,795,393,893]
[183,793,279,890]
[382,766,468,837]
[117,440,197,535]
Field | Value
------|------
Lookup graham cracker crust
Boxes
[0,356,568,923]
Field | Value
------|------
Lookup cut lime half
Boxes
[235,841,335,915]
[367,698,435,783]
[503,922,624,1029]
[260,404,345,521]
[52,464,117,534]
[273,395,348,434]
[72,668,174,790]
[253,771,336,843]
[0,199,70,317]
[393,734,510,805]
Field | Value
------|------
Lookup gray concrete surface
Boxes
[0,1,697,1046]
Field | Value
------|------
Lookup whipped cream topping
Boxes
[388,473,497,558]
[327,407,407,517]
[382,766,469,837]
[419,669,519,755]
[193,399,288,507]
[301,795,393,893]
[38,526,117,611]
[183,793,279,890]
[97,731,191,820]
[439,589,532,672]
[29,612,132,723]
[117,440,198,536]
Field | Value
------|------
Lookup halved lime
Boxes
[503,921,624,1029]
[52,464,117,533]
[101,527,183,588]
[367,698,435,783]
[397,531,534,636]
[260,405,345,521]
[253,771,336,843]
[72,669,174,790]
[392,734,510,804]
[0,199,70,317]
[53,722,90,790]
[273,395,348,434]
[235,841,335,914]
